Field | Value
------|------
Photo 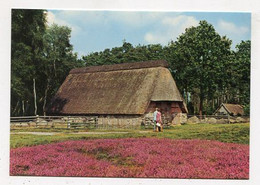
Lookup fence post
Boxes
[36,115,39,127]
[95,117,98,129]
[67,116,71,129]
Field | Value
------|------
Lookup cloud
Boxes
[215,19,250,49]
[46,11,82,36]
[48,11,199,49]
[48,10,174,31]
[58,11,107,25]
[217,20,249,35]
[46,11,55,25]
[46,11,72,26]
[110,11,164,27]
[144,15,199,44]
[46,10,181,48]
[46,11,250,55]
[144,33,157,43]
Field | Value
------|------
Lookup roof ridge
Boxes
[70,60,168,74]
[223,103,242,106]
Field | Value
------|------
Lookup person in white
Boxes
[153,108,158,131]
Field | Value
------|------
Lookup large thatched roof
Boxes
[47,60,185,115]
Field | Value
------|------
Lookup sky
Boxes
[47,10,251,58]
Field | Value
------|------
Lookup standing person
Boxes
[156,108,162,132]
[153,108,158,131]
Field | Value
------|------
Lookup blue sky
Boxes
[47,10,251,57]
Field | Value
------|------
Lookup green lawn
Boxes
[10,123,249,148]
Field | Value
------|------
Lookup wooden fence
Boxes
[10,115,98,129]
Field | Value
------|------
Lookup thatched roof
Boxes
[47,60,186,115]
[216,103,244,116]
[222,103,244,116]
[70,60,169,74]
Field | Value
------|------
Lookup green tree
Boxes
[40,24,83,115]
[234,40,250,106]
[169,20,232,115]
[11,10,83,116]
[82,41,166,66]
[11,9,47,116]
[227,40,250,115]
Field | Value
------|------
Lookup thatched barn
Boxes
[214,103,244,116]
[47,60,187,126]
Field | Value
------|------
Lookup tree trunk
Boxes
[25,100,29,114]
[12,100,19,116]
[53,60,57,77]
[43,78,50,116]
[199,88,204,118]
[22,100,25,116]
[33,78,37,116]
[199,97,203,118]
[186,90,189,104]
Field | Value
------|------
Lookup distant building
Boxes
[47,60,187,126]
[214,103,244,116]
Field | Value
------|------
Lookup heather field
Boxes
[10,138,249,179]
[10,123,250,179]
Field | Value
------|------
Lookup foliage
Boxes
[11,9,47,116]
[243,104,250,116]
[234,41,251,106]
[10,138,249,178]
[39,24,83,115]
[168,21,233,115]
[82,41,167,66]
[11,10,84,116]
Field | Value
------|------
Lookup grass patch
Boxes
[11,127,135,133]
[10,123,249,148]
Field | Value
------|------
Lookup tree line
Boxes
[11,9,250,116]
[11,9,83,116]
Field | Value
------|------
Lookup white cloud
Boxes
[144,33,157,43]
[50,10,170,29]
[46,11,55,25]
[58,11,107,24]
[46,11,82,36]
[46,10,177,46]
[111,11,164,27]
[46,11,71,26]
[58,11,164,28]
[217,20,249,35]
[162,15,184,25]
[144,15,199,45]
[216,19,250,49]
[44,11,250,54]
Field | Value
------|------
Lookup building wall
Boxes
[43,101,186,128]
[97,115,142,128]
[215,106,229,115]
[145,101,184,124]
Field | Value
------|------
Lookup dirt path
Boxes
[11,131,151,135]
[11,132,58,135]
